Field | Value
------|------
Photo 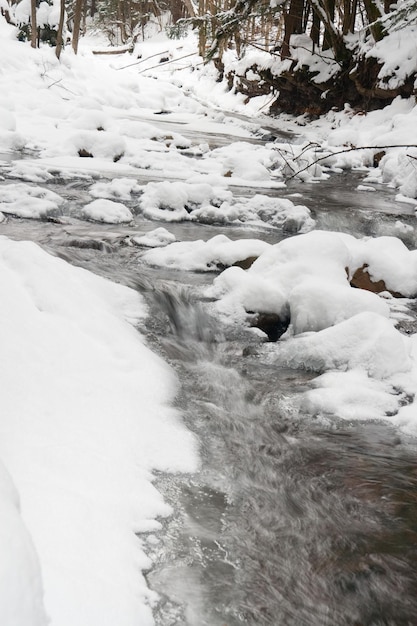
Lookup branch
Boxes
[117,49,170,70]
[285,144,417,180]
[136,52,198,74]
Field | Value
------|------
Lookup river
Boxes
[1,121,417,626]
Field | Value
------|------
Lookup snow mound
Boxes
[139,181,232,222]
[275,312,410,379]
[133,227,176,248]
[143,234,270,271]
[90,177,142,201]
[0,182,65,219]
[82,198,133,223]
[206,229,417,433]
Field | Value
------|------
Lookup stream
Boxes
[1,121,417,626]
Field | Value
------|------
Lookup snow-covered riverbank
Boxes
[1,14,417,626]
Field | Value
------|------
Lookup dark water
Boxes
[1,152,417,626]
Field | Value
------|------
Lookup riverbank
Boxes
[1,17,417,626]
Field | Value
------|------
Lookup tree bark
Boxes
[55,0,66,59]
[30,0,37,48]
[342,0,357,34]
[309,1,320,45]
[310,0,347,61]
[72,0,83,53]
[322,0,335,49]
[281,0,305,59]
[362,0,385,40]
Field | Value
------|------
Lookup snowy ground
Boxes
[1,14,417,626]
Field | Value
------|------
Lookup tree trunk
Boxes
[281,0,305,59]
[310,0,347,62]
[198,0,206,57]
[362,0,385,40]
[322,0,335,49]
[30,0,37,48]
[55,0,66,59]
[309,1,320,45]
[72,0,83,53]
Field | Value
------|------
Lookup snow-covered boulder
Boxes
[81,198,133,224]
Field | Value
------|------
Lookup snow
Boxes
[0,182,65,219]
[139,182,314,229]
[81,198,134,223]
[90,177,142,201]
[143,234,270,271]
[288,279,390,334]
[275,312,410,379]
[132,227,176,248]
[0,236,198,626]
[208,230,417,322]
[206,230,417,433]
[2,9,417,624]
[0,462,47,626]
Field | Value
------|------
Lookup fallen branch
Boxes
[117,49,170,70]
[92,45,133,55]
[286,144,417,180]
[136,52,198,74]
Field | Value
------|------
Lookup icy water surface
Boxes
[2,137,417,625]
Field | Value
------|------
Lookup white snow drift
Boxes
[0,236,198,626]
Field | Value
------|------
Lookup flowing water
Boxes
[2,128,417,626]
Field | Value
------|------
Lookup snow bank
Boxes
[0,462,47,626]
[0,236,198,626]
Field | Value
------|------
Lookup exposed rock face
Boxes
[249,312,290,342]
[233,256,259,270]
[350,264,403,298]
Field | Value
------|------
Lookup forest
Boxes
[2,0,416,115]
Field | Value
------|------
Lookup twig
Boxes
[136,52,198,74]
[160,62,205,72]
[47,78,63,89]
[286,144,417,180]
[256,93,276,113]
[247,41,281,57]
[117,49,170,70]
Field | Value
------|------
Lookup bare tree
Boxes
[30,0,38,48]
[72,0,83,53]
[55,0,66,58]
[281,0,304,59]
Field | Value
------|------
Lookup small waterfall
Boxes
[145,281,417,626]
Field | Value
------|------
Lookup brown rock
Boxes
[78,148,93,158]
[350,264,403,298]
[233,256,258,270]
